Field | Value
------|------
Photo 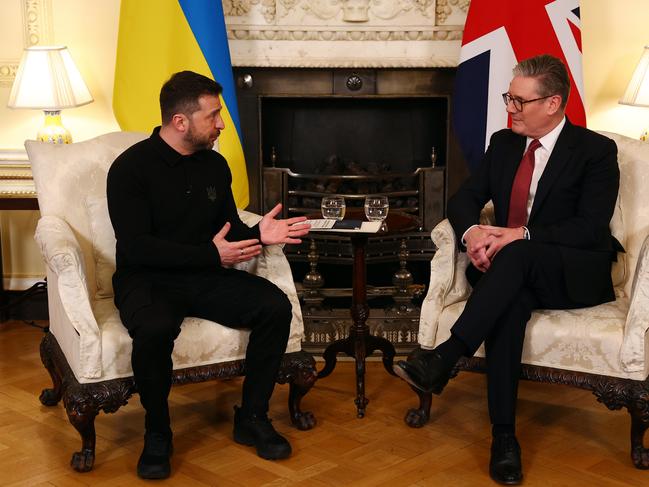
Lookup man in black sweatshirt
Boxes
[107,71,310,479]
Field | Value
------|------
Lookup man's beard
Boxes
[185,124,216,152]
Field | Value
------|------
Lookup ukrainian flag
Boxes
[113,0,249,208]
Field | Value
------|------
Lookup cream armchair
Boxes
[405,131,649,469]
[26,132,317,472]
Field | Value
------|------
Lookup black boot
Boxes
[137,431,173,479]
[233,406,292,460]
[489,433,523,485]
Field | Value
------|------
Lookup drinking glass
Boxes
[364,195,389,222]
[321,195,346,220]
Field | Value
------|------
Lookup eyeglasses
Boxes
[502,92,554,112]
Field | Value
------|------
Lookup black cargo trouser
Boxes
[116,268,292,435]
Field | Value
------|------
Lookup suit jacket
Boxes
[447,119,622,305]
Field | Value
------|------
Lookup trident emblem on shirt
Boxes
[206,186,217,202]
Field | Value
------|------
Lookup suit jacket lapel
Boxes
[528,120,576,223]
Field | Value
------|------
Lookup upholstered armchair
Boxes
[26,132,317,472]
[405,131,649,469]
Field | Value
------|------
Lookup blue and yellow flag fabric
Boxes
[114,0,248,208]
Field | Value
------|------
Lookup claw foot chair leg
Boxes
[39,333,63,406]
[629,383,649,469]
[279,351,318,430]
[402,346,434,428]
[404,388,433,428]
[289,381,317,430]
[631,413,649,469]
[64,390,98,472]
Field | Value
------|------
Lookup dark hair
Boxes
[159,71,223,124]
[513,54,571,109]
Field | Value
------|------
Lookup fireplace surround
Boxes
[233,67,466,352]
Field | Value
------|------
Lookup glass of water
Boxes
[321,195,346,220]
[364,195,389,222]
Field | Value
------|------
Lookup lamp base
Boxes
[37,110,72,144]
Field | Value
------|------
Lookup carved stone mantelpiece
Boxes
[2,0,468,80]
[225,0,468,67]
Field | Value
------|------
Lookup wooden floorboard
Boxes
[0,320,646,486]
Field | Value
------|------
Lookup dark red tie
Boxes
[507,139,541,228]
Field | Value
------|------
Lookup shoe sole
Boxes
[392,364,444,395]
[489,469,523,485]
[137,469,170,480]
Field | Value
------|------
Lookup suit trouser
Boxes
[117,268,292,435]
[451,240,585,426]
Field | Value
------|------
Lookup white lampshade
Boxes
[8,46,93,110]
[620,46,649,108]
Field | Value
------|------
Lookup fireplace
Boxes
[234,67,465,352]
[261,95,446,229]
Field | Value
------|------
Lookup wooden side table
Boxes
[315,210,419,417]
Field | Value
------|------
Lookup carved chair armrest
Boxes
[621,232,649,374]
[234,209,304,339]
[238,208,262,227]
[479,201,495,225]
[418,201,495,348]
[34,215,102,378]
[417,219,472,348]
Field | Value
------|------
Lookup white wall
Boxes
[582,0,649,138]
[0,0,121,149]
[0,0,120,288]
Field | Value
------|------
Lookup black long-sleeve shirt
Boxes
[107,127,259,299]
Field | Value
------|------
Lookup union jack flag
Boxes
[453,0,586,171]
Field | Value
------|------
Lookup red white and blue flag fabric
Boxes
[453,0,586,171]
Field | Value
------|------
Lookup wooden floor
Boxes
[0,321,647,486]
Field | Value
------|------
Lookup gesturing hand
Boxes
[259,203,311,245]
[212,222,262,267]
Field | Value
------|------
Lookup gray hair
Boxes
[513,54,570,109]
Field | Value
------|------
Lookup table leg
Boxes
[317,336,353,379]
[316,235,396,417]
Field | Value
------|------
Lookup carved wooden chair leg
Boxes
[401,346,433,427]
[278,351,318,430]
[39,333,64,406]
[289,380,317,430]
[63,386,99,472]
[628,383,649,469]
[404,388,432,427]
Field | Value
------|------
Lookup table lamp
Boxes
[7,46,93,144]
[619,46,649,141]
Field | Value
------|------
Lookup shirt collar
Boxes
[150,126,184,167]
[527,116,566,153]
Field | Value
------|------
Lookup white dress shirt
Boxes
[524,116,566,219]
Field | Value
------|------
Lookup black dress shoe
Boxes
[489,434,523,485]
[233,406,292,460]
[392,350,451,394]
[137,431,173,479]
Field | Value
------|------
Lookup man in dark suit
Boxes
[394,54,621,485]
